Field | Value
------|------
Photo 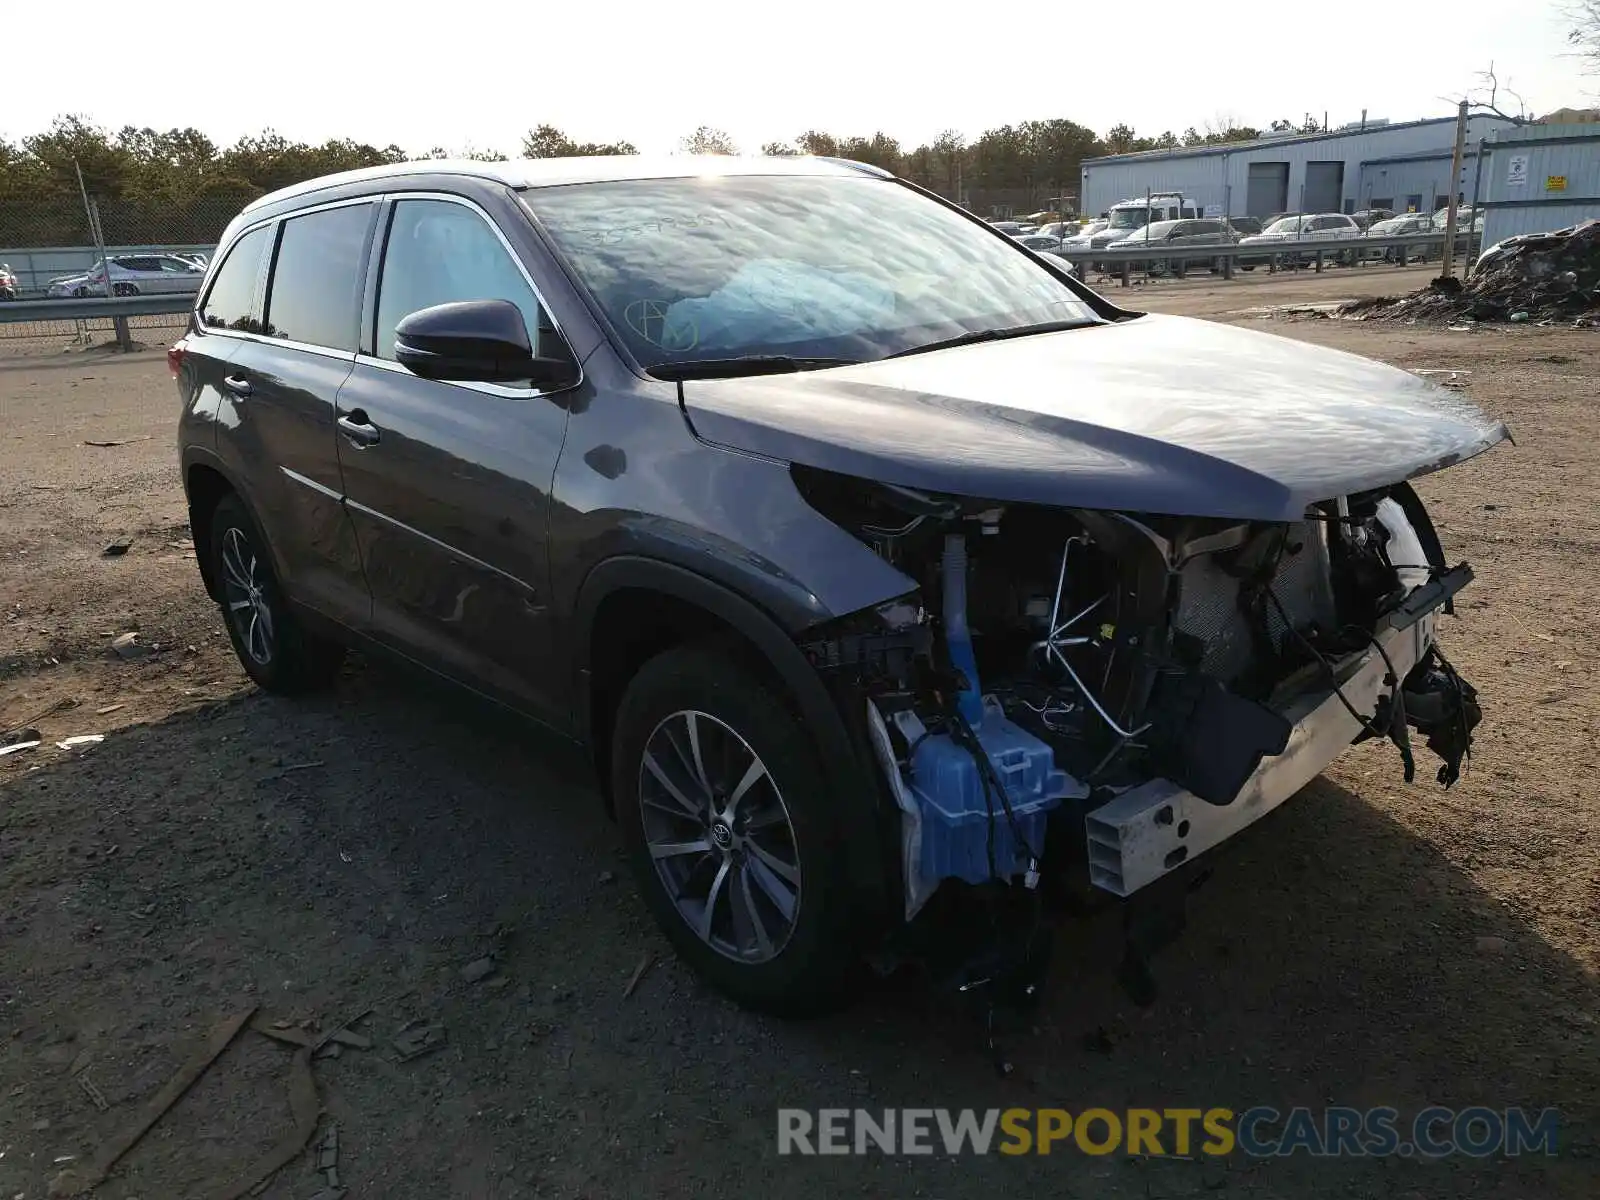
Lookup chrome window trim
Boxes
[262,195,380,354]
[194,217,276,334]
[195,189,582,399]
[192,322,357,362]
[364,189,581,400]
[196,195,377,353]
[351,351,544,400]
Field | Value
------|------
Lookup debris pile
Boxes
[1342,219,1600,326]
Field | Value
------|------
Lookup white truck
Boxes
[1085,193,1202,268]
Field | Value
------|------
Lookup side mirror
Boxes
[394,299,577,389]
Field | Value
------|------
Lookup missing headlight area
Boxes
[793,464,1484,931]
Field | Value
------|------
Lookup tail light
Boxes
[167,340,187,377]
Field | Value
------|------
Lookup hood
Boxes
[680,314,1509,521]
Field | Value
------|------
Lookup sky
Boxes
[5,1,1595,155]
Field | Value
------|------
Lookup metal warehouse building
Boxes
[1475,123,1600,248]
[1080,115,1518,222]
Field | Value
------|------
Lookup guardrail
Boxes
[0,229,1479,347]
[0,244,217,299]
[0,294,192,349]
[0,294,195,322]
[1051,230,1469,284]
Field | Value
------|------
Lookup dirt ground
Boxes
[1,267,1596,1199]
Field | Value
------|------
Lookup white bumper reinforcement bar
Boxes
[1085,611,1437,896]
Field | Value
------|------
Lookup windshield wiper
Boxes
[646,355,859,381]
[886,319,1088,359]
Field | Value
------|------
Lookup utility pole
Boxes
[1465,137,1487,277]
[73,156,132,349]
[72,159,99,260]
[1440,100,1468,279]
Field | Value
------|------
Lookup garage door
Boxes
[1304,161,1345,214]
[1246,162,1289,218]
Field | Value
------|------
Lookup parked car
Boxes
[47,254,208,298]
[1225,216,1263,237]
[1059,219,1108,252]
[1010,231,1081,276]
[174,156,1495,1015]
[0,263,17,301]
[988,220,1026,235]
[1431,206,1486,254]
[1236,213,1362,269]
[1350,208,1396,231]
[1112,218,1237,275]
[1363,214,1435,262]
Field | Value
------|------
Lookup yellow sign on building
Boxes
[1547,175,1568,192]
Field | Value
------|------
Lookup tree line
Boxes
[0,113,1279,248]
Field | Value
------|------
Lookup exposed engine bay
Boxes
[794,465,1484,941]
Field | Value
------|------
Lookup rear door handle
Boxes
[222,375,252,397]
[338,412,381,448]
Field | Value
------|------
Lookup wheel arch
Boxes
[182,451,283,604]
[575,556,894,925]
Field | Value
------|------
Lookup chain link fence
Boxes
[0,192,241,298]
[0,311,189,352]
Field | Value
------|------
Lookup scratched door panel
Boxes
[335,361,566,722]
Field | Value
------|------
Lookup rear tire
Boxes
[208,493,344,694]
[612,641,861,1016]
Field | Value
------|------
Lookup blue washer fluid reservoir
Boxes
[908,696,1081,886]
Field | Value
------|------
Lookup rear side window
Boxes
[374,198,553,364]
[199,226,269,333]
[263,203,374,351]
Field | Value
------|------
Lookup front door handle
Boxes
[222,374,252,397]
[338,412,381,448]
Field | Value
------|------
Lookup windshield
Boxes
[1107,207,1151,230]
[1263,216,1305,235]
[524,175,1098,369]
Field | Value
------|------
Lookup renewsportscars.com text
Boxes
[776,1106,1560,1158]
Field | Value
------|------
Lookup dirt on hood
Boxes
[1340,218,1600,326]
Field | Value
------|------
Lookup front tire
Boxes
[208,493,344,694]
[612,642,861,1015]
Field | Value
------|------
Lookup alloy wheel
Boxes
[637,709,802,963]
[220,526,275,666]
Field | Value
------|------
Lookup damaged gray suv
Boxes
[174,156,1501,1015]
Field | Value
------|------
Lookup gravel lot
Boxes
[1,267,1596,1199]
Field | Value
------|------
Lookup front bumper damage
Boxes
[799,480,1486,1017]
[1087,599,1444,896]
